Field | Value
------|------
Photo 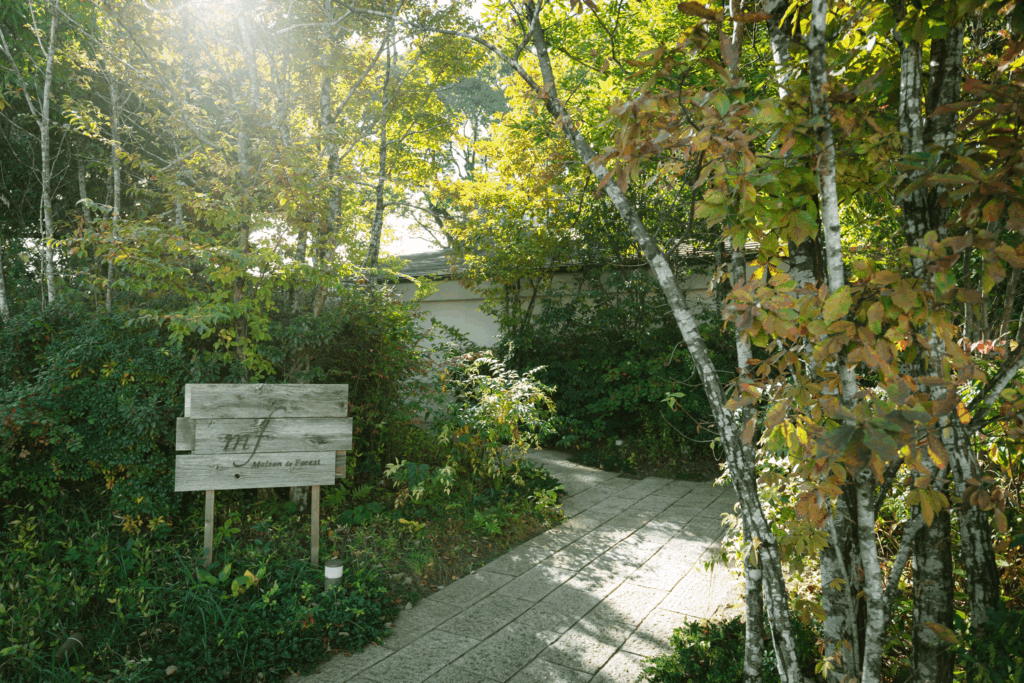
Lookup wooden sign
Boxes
[175,384,351,492]
[174,383,351,566]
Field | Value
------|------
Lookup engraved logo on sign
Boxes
[225,408,280,467]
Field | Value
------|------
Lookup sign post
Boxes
[175,384,351,566]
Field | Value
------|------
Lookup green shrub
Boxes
[955,607,1024,683]
[498,270,736,455]
[639,615,818,683]
[0,301,190,522]
[432,349,555,484]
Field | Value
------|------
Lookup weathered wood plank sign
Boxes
[174,383,351,566]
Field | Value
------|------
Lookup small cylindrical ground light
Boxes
[324,558,344,590]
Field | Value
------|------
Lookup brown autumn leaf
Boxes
[677,1,721,21]
[924,622,959,645]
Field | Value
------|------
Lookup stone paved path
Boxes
[291,450,743,683]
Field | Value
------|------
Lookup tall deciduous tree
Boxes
[0,0,62,304]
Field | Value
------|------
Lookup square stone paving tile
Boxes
[539,617,634,674]
[539,584,603,620]
[428,570,512,609]
[648,510,697,530]
[386,601,464,651]
[591,650,648,683]
[659,566,741,620]
[557,472,620,497]
[616,477,673,499]
[361,631,479,683]
[507,658,594,683]
[423,664,503,683]
[587,481,636,498]
[629,522,676,545]
[601,539,664,568]
[495,563,577,602]
[660,480,696,497]
[587,582,668,628]
[627,495,677,514]
[604,506,659,525]
[583,501,636,520]
[695,501,738,519]
[515,602,582,635]
[621,607,693,658]
[585,524,637,546]
[437,594,535,639]
[485,544,556,577]
[451,622,561,682]
[678,488,722,504]
[543,533,620,571]
[561,499,591,517]
[673,519,727,544]
[527,527,588,553]
[288,644,394,682]
[561,511,613,532]
[566,487,615,508]
[627,549,700,593]
[566,556,635,599]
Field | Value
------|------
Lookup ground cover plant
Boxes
[639,615,819,683]
[0,465,560,683]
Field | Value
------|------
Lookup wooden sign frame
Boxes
[175,383,351,566]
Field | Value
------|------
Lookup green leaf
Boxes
[823,286,853,325]
[867,302,884,334]
[890,280,917,312]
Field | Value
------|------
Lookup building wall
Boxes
[394,269,716,349]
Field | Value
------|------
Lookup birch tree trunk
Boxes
[0,0,61,303]
[805,3,888,681]
[40,4,59,304]
[364,41,391,271]
[106,72,122,314]
[522,9,806,682]
[763,2,854,679]
[0,238,9,321]
[894,13,1000,639]
[732,247,763,683]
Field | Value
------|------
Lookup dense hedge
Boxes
[0,288,435,522]
[499,270,736,454]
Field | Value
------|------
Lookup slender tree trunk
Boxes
[947,425,1000,627]
[40,5,59,304]
[76,145,92,225]
[106,73,122,314]
[820,491,861,683]
[364,43,391,271]
[895,13,999,639]
[765,3,851,678]
[524,10,805,682]
[806,3,886,681]
[0,238,9,321]
[732,248,764,683]
[912,467,954,683]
